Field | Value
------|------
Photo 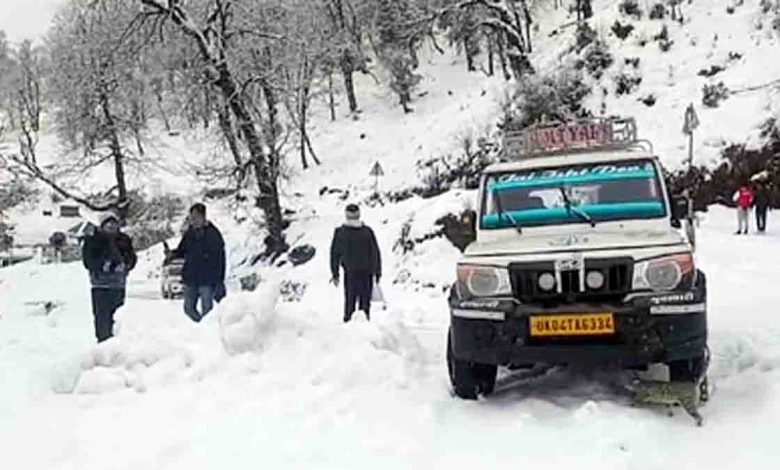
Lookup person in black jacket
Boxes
[168,203,226,322]
[754,182,772,232]
[82,212,137,342]
[330,204,382,322]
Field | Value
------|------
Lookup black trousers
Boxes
[756,207,768,232]
[91,288,125,342]
[343,271,373,322]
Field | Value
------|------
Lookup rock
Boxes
[289,244,316,266]
[240,273,261,292]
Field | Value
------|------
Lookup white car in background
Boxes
[161,256,185,299]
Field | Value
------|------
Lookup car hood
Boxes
[466,227,686,257]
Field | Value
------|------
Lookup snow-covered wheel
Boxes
[668,347,709,382]
[476,364,498,396]
[447,330,497,399]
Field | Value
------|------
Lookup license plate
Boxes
[529,313,615,337]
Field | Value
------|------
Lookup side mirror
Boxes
[671,195,689,221]
[463,210,477,235]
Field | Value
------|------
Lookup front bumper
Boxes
[449,276,707,368]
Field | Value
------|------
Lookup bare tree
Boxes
[321,0,371,115]
[35,0,167,218]
[138,0,288,254]
[9,40,45,163]
[281,0,328,169]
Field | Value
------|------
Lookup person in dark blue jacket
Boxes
[168,203,226,322]
[82,212,137,342]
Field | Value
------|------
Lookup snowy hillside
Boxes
[2,1,780,469]
[536,0,780,168]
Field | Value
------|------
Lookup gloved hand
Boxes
[114,262,126,273]
[330,276,340,287]
[102,261,112,273]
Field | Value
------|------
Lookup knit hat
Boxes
[345,204,360,221]
[98,212,119,227]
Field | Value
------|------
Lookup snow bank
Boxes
[218,279,281,355]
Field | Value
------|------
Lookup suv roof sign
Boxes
[503,117,640,159]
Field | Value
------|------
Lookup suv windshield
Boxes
[481,159,665,229]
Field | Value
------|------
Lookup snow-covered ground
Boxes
[1,206,780,470]
[2,1,780,468]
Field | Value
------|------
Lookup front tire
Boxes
[668,347,709,382]
[447,330,497,399]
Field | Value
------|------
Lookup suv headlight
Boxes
[633,254,694,292]
[456,264,512,298]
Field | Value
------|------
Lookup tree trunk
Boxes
[340,51,359,114]
[155,88,171,132]
[304,130,320,166]
[202,88,212,130]
[137,0,286,254]
[464,37,476,72]
[522,1,533,53]
[400,89,413,114]
[98,91,128,218]
[487,33,495,76]
[328,69,336,121]
[301,69,320,166]
[215,65,285,253]
[216,102,244,172]
[300,101,308,170]
[497,35,511,81]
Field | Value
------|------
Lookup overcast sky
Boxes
[0,0,65,45]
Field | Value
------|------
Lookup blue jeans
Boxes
[184,284,214,322]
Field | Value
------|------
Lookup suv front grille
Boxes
[510,257,632,304]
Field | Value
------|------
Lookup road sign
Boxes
[369,161,384,177]
[370,161,384,195]
[683,103,699,135]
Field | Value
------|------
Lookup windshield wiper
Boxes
[492,188,522,233]
[559,186,596,227]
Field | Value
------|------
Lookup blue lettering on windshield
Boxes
[489,167,655,192]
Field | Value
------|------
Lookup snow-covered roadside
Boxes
[2,206,780,469]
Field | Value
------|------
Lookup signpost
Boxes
[370,161,384,195]
[683,103,699,167]
[682,103,700,249]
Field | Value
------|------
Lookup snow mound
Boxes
[218,279,281,355]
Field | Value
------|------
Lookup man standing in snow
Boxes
[82,212,137,342]
[168,203,226,322]
[330,204,382,322]
[754,182,772,233]
[733,184,755,234]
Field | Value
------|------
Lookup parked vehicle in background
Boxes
[161,255,185,299]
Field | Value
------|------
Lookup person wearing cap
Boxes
[82,212,137,342]
[168,203,226,322]
[329,203,382,322]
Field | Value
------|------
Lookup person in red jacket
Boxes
[733,184,755,234]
